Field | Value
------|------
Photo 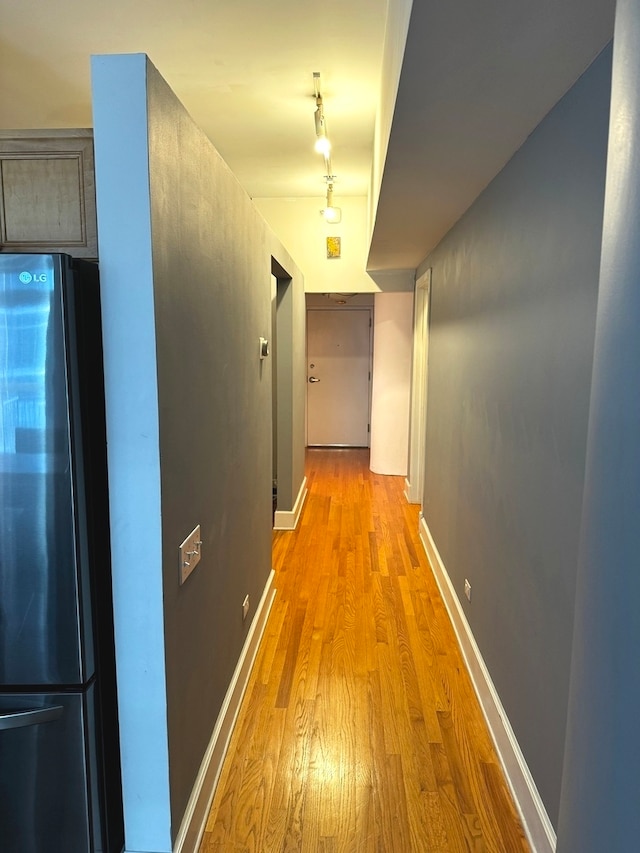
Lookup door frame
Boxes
[405,268,431,505]
[305,304,374,448]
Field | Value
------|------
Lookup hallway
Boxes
[200,449,529,852]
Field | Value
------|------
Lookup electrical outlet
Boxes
[242,595,250,621]
[464,579,472,602]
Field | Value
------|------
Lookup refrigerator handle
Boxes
[0,705,64,731]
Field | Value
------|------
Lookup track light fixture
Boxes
[313,72,342,224]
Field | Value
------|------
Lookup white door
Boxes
[306,308,372,446]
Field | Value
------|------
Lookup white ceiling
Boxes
[0,0,616,271]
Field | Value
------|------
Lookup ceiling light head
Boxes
[314,96,331,155]
[314,99,324,134]
[321,183,342,223]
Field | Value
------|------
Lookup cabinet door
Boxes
[0,131,98,260]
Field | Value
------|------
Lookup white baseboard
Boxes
[173,570,277,853]
[404,476,420,504]
[418,515,556,853]
[273,476,307,530]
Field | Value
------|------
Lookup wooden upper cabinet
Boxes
[0,129,98,259]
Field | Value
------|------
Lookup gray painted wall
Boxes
[558,3,640,846]
[92,54,306,850]
[416,46,612,827]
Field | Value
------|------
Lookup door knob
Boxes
[308,376,320,383]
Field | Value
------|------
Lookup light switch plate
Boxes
[179,525,202,585]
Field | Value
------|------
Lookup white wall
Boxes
[255,196,379,293]
[370,291,414,474]
[91,55,170,852]
[368,0,414,244]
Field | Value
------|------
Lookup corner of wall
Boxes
[418,515,556,853]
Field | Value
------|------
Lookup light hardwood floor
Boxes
[200,448,530,852]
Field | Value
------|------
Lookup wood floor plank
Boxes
[275,603,308,708]
[200,449,530,852]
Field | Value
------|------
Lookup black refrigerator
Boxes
[0,254,124,852]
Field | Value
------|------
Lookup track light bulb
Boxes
[315,135,331,155]
[323,206,342,224]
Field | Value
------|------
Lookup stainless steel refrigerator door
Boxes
[0,689,97,853]
[0,254,91,685]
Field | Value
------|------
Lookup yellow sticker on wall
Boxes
[326,236,341,259]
